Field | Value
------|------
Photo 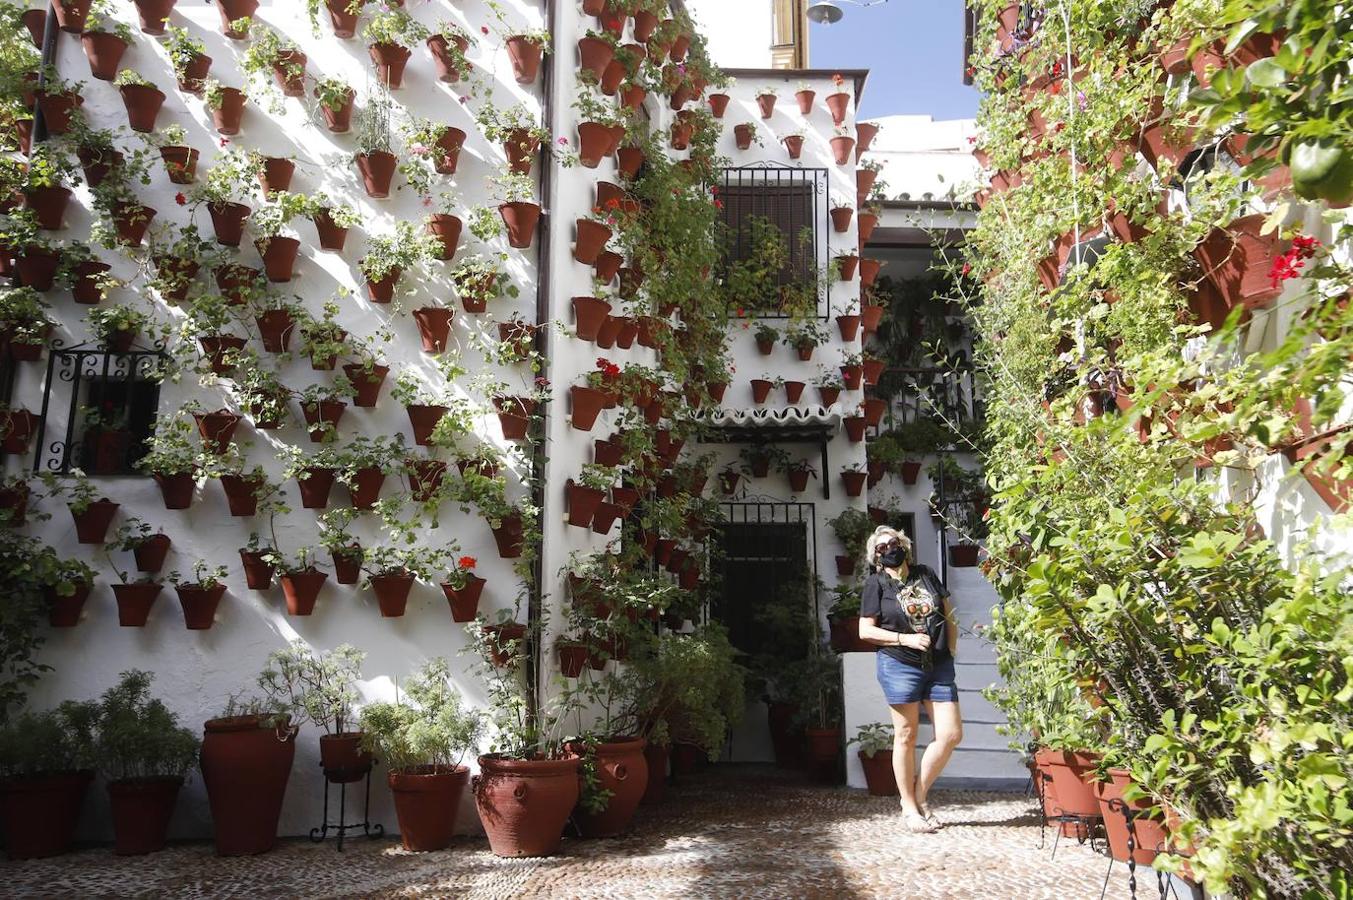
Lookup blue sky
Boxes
[807,0,979,121]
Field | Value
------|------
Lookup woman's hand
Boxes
[905,633,931,651]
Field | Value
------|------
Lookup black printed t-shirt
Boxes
[860,565,951,667]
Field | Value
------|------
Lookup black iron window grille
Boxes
[32,341,167,476]
[719,164,829,319]
[876,366,982,432]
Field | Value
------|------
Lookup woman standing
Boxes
[858,525,962,833]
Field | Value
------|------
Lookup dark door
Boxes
[714,521,813,662]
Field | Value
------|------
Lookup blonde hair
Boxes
[864,526,911,571]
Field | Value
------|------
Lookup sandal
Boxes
[903,810,938,834]
[919,803,942,828]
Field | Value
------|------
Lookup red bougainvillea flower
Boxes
[458,555,476,570]
[714,199,724,210]
[558,136,569,146]
[174,193,186,206]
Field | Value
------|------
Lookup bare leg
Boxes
[888,702,921,814]
[916,699,963,809]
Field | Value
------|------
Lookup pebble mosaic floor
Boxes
[4,766,1145,899]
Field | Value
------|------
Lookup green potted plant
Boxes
[203,77,247,135]
[190,148,255,245]
[113,68,164,133]
[360,220,432,302]
[136,418,201,509]
[93,670,200,854]
[827,508,873,576]
[362,8,427,88]
[239,24,306,104]
[352,90,397,197]
[257,641,369,777]
[80,2,134,81]
[359,658,483,851]
[440,551,484,622]
[0,700,98,858]
[250,191,308,282]
[849,722,897,796]
[165,25,210,93]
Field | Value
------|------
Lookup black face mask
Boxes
[878,547,907,568]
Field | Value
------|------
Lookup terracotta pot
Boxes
[505,35,543,83]
[617,145,644,178]
[756,93,776,118]
[837,254,859,282]
[219,474,262,516]
[106,777,181,856]
[120,83,165,133]
[795,88,816,114]
[152,471,196,509]
[311,208,349,251]
[442,576,485,622]
[750,379,773,404]
[266,49,306,96]
[844,415,867,443]
[1194,214,1283,310]
[301,400,345,443]
[53,0,92,31]
[767,702,803,768]
[899,460,922,485]
[558,642,589,678]
[474,755,580,857]
[71,497,119,544]
[574,218,612,265]
[318,86,355,132]
[493,396,536,441]
[406,459,446,502]
[860,258,882,288]
[825,91,851,126]
[571,737,648,837]
[112,582,161,626]
[0,771,93,859]
[332,547,362,584]
[412,306,455,353]
[369,573,415,618]
[829,207,855,235]
[365,268,401,303]
[200,716,296,856]
[255,309,295,352]
[208,201,249,246]
[427,34,471,82]
[805,727,840,766]
[292,467,334,509]
[133,533,170,573]
[1094,768,1167,866]
[355,150,397,198]
[36,89,81,134]
[318,733,371,781]
[280,568,326,614]
[193,409,241,454]
[787,467,811,493]
[706,92,731,118]
[69,259,111,304]
[858,751,897,796]
[15,248,59,291]
[578,34,615,79]
[640,743,668,804]
[239,551,275,590]
[346,468,387,509]
[344,364,387,408]
[175,50,212,92]
[490,514,525,559]
[209,87,245,134]
[110,201,156,247]
[158,145,199,185]
[632,9,658,40]
[842,470,867,497]
[499,202,540,249]
[570,386,609,432]
[503,128,540,175]
[405,404,446,446]
[565,480,605,528]
[572,296,611,341]
[81,31,128,80]
[734,123,755,150]
[368,42,411,88]
[380,765,468,852]
[44,582,89,627]
[1036,749,1102,819]
[214,0,256,35]
[830,135,856,165]
[176,583,225,629]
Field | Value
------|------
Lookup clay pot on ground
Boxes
[858,750,897,796]
[474,755,581,857]
[200,716,296,856]
[387,765,467,851]
[280,568,326,615]
[1035,748,1102,820]
[355,150,398,198]
[112,582,161,626]
[107,776,182,855]
[0,771,93,859]
[570,737,648,837]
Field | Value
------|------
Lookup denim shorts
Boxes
[876,652,958,705]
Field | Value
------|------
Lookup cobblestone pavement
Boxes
[4,767,1139,899]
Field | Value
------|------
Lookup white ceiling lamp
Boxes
[806,0,890,25]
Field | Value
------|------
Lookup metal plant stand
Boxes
[1031,766,1102,857]
[309,762,383,851]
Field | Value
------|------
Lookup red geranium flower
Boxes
[457,555,477,570]
[174,193,186,206]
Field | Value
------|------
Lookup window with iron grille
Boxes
[719,166,828,318]
[34,343,165,476]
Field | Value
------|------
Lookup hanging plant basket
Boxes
[112,582,162,627]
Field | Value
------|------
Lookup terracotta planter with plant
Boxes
[756,92,777,118]
[209,87,245,134]
[70,497,119,544]
[82,32,129,80]
[175,581,225,630]
[280,568,325,614]
[200,715,296,856]
[474,755,581,858]
[442,576,485,622]
[570,737,648,838]
[370,573,415,617]
[572,296,611,341]
[112,582,161,626]
[574,219,612,265]
[412,307,455,353]
[239,551,274,590]
[208,201,250,247]
[707,92,730,117]
[505,35,544,83]
[355,150,398,198]
[1193,214,1283,311]
[368,43,412,88]
[499,201,541,248]
[120,83,165,133]
[344,364,388,408]
[0,771,93,859]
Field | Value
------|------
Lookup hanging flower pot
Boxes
[427,33,471,82]
[71,497,119,544]
[578,35,615,80]
[503,128,540,175]
[52,0,93,31]
[279,568,325,615]
[311,208,350,251]
[44,582,90,627]
[159,145,199,184]
[565,479,605,528]
[828,207,855,235]
[404,404,446,446]
[109,201,156,247]
[120,82,166,133]
[1193,214,1283,310]
[255,308,295,352]
[569,385,608,431]
[569,295,612,342]
[269,49,306,96]
[505,35,543,83]
[482,622,526,668]
[209,87,245,134]
[368,42,412,88]
[175,49,212,92]
[426,127,466,175]
[474,754,580,858]
[175,582,225,629]
[112,582,162,626]
[632,8,658,40]
[151,471,196,509]
[732,123,755,151]
[200,715,296,856]
[15,248,59,292]
[295,467,336,509]
[301,399,345,442]
[370,573,415,617]
[841,470,867,497]
[860,257,882,288]
[81,31,128,80]
[256,236,300,282]
[406,459,446,503]
[355,150,397,198]
[756,93,777,118]
[365,267,401,303]
[192,409,241,454]
[218,473,261,516]
[787,465,812,493]
[489,512,524,558]
[826,91,851,126]
[750,379,774,405]
[326,545,359,584]
[795,88,816,114]
[441,575,485,622]
[318,86,355,132]
[255,156,295,196]
[341,363,387,408]
[493,396,536,441]
[785,380,806,403]
[844,415,867,443]
[498,201,540,249]
[239,550,275,590]
[339,467,382,510]
[208,201,250,247]
[595,315,621,349]
[862,357,886,386]
[558,641,589,678]
[412,307,455,353]
[830,135,856,165]
[705,93,732,119]
[36,89,81,134]
[573,219,613,266]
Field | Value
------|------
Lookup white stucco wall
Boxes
[682,0,776,69]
